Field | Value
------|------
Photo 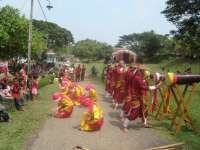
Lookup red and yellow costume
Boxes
[121,66,137,117]
[59,79,71,95]
[52,92,74,118]
[88,88,97,102]
[105,65,112,94]
[80,84,104,131]
[80,104,104,131]
[124,66,136,101]
[124,70,148,122]
[75,65,81,82]
[109,64,117,96]
[113,64,126,104]
[69,84,84,106]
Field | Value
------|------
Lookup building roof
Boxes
[112,48,136,56]
[46,49,56,55]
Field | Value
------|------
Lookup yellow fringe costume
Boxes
[80,104,104,131]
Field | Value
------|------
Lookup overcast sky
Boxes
[0,0,176,45]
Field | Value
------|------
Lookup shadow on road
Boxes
[108,112,120,120]
[109,120,122,129]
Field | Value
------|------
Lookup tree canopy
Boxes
[33,20,74,50]
[72,39,112,60]
[162,0,200,57]
[0,5,74,59]
[0,5,46,59]
[116,31,174,57]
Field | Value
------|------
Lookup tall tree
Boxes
[73,39,112,60]
[117,31,172,57]
[0,5,46,58]
[32,20,74,50]
[162,0,200,57]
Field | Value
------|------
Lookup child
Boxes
[0,109,10,122]
[12,78,24,111]
[30,75,38,100]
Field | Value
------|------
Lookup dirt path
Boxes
[25,79,172,150]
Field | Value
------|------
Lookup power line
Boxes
[37,0,47,21]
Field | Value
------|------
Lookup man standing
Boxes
[75,64,81,82]
[122,65,159,132]
[81,64,86,81]
[113,60,126,110]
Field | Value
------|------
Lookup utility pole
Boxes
[28,0,34,73]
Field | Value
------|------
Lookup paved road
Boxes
[25,79,172,150]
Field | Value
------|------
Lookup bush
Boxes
[38,74,55,89]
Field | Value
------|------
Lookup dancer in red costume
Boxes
[105,64,112,97]
[75,64,81,82]
[120,63,137,120]
[113,60,126,109]
[109,63,116,98]
[122,64,160,132]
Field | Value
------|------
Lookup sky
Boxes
[0,0,176,45]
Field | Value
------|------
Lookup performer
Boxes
[52,92,74,118]
[122,65,159,132]
[59,76,71,95]
[69,83,84,106]
[85,83,97,102]
[81,64,86,81]
[75,64,81,82]
[80,103,104,131]
[105,64,112,97]
[80,84,103,131]
[58,67,65,80]
[120,63,137,120]
[113,60,126,109]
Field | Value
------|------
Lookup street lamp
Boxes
[46,0,53,10]
[27,0,34,74]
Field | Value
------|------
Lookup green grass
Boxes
[86,58,200,149]
[147,58,200,150]
[146,57,200,73]
[38,74,55,88]
[84,60,105,80]
[0,83,58,150]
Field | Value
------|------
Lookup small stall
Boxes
[45,50,57,64]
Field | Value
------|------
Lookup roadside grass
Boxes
[0,83,57,150]
[86,58,200,149]
[146,57,200,73]
[84,60,105,81]
[147,59,200,150]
